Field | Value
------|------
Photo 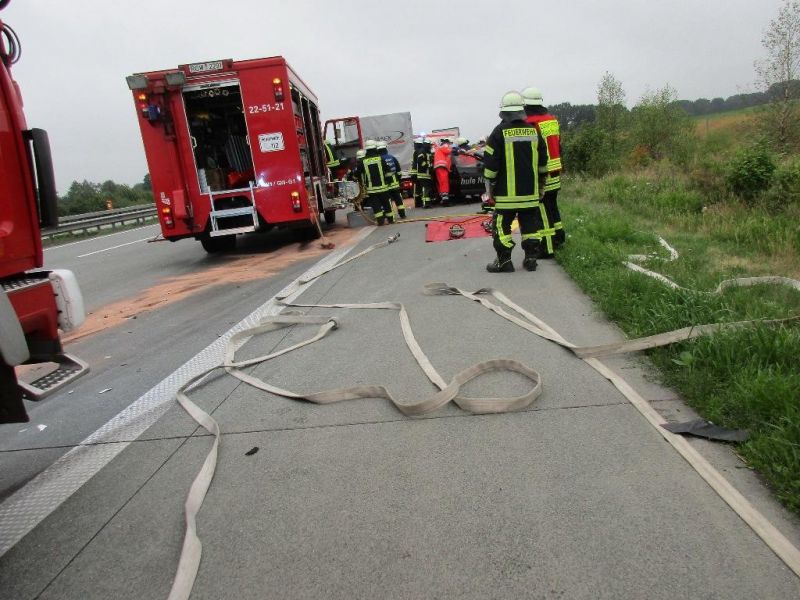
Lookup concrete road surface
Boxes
[2,208,799,599]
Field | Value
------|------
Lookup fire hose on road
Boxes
[168,235,800,600]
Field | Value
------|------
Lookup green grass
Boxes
[558,174,800,513]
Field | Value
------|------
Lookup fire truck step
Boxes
[19,354,90,401]
[209,226,255,237]
[211,207,256,218]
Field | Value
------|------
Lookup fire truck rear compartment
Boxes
[183,84,255,193]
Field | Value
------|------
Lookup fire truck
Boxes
[0,2,87,424]
[127,56,337,252]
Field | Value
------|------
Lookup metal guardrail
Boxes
[41,205,157,240]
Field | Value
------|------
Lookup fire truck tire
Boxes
[0,359,29,424]
[324,210,336,225]
[200,235,236,253]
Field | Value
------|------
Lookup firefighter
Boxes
[522,86,564,257]
[358,139,393,225]
[324,140,341,179]
[414,138,434,209]
[482,91,548,273]
[410,139,423,207]
[454,136,471,154]
[378,141,406,219]
[349,148,367,201]
[433,138,453,206]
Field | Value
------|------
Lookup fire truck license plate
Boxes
[258,132,284,153]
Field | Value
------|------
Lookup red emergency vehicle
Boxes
[0,3,87,423]
[127,56,336,252]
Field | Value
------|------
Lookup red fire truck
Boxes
[127,56,337,252]
[0,2,88,424]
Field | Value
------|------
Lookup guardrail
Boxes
[41,205,158,240]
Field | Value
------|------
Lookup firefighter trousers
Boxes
[389,188,406,218]
[536,189,564,257]
[492,207,543,254]
[366,192,392,225]
[414,178,432,208]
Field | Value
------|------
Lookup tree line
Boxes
[58,174,152,216]
[548,86,787,132]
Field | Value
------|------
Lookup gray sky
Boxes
[3,0,784,194]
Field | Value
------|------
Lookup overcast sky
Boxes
[2,0,785,193]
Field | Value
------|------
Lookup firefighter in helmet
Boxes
[482,91,548,272]
[522,86,564,257]
[324,140,341,180]
[356,139,393,225]
[414,138,434,209]
[433,137,453,206]
[378,140,406,219]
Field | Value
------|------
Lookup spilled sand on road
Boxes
[63,227,361,344]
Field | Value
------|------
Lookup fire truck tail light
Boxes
[273,78,284,102]
[161,206,175,228]
[291,191,301,212]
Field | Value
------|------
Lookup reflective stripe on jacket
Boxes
[482,120,548,210]
[526,114,562,191]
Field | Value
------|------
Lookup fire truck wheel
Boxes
[324,210,336,225]
[200,234,236,253]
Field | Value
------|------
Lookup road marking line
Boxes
[77,237,154,258]
[0,226,374,557]
[44,224,160,251]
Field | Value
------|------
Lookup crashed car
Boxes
[432,150,485,204]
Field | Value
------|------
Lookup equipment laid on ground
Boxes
[0,3,88,423]
[127,56,338,253]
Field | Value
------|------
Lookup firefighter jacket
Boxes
[355,150,392,194]
[414,149,432,180]
[324,141,340,169]
[433,144,452,171]
[526,111,562,192]
[483,119,548,210]
[380,150,402,190]
[410,143,423,176]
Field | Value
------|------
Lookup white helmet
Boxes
[423,137,432,144]
[500,91,524,112]
[522,86,544,106]
[365,139,377,150]
[377,140,388,150]
[356,149,366,158]
[456,136,468,146]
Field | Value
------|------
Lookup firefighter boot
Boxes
[441,193,451,207]
[486,240,515,273]
[521,239,539,272]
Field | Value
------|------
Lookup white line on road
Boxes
[0,226,373,557]
[44,224,160,252]
[77,236,154,258]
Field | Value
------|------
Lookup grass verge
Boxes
[557,173,800,514]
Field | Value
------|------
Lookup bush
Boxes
[688,158,730,204]
[762,159,800,212]
[725,144,776,203]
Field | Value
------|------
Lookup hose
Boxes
[1,21,21,65]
